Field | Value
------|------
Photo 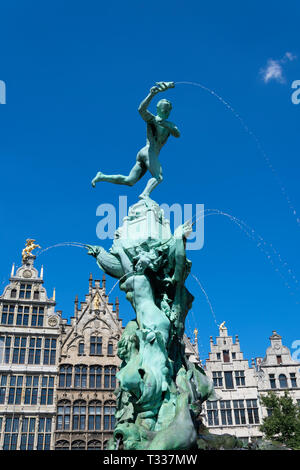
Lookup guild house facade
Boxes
[0,246,299,449]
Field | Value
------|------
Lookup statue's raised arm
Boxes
[138,82,175,123]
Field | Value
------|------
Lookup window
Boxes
[31,307,44,327]
[78,342,85,356]
[19,283,32,299]
[235,370,245,386]
[8,375,23,404]
[104,401,116,430]
[24,376,39,405]
[216,353,221,360]
[277,355,282,365]
[10,289,17,299]
[212,371,223,387]
[73,401,86,431]
[55,440,69,450]
[3,417,20,450]
[233,400,246,425]
[20,417,36,450]
[1,304,15,325]
[16,306,29,326]
[232,352,236,360]
[223,350,230,363]
[107,341,113,355]
[90,336,102,355]
[269,374,276,389]
[88,401,102,430]
[87,440,101,450]
[0,375,7,404]
[290,373,297,388]
[28,337,42,364]
[1,336,12,364]
[220,400,233,425]
[246,399,259,424]
[33,291,39,300]
[12,336,27,363]
[71,440,85,450]
[41,376,54,405]
[37,417,52,450]
[90,366,102,388]
[59,365,72,388]
[74,365,87,388]
[104,366,116,389]
[279,374,288,389]
[56,401,71,430]
[206,401,219,426]
[224,371,234,389]
[43,338,56,365]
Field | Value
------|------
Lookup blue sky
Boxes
[0,1,299,364]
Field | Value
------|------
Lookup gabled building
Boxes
[202,324,262,442]
[256,331,300,417]
[0,253,61,450]
[54,274,122,450]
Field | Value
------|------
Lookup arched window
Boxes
[71,440,85,450]
[58,365,72,388]
[78,342,84,356]
[73,400,86,430]
[10,289,17,299]
[87,440,102,450]
[74,365,87,388]
[107,341,113,355]
[88,401,102,431]
[55,440,69,450]
[89,366,102,388]
[56,400,71,430]
[104,400,116,430]
[279,374,288,389]
[104,366,116,389]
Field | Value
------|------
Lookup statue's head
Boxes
[157,99,172,119]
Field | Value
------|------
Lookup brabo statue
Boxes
[87,83,217,450]
[91,81,180,199]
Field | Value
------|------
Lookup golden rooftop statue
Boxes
[93,292,101,311]
[22,239,41,262]
[219,321,226,330]
[193,328,198,339]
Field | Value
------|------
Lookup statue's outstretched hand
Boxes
[150,81,175,95]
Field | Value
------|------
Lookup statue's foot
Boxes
[91,172,103,188]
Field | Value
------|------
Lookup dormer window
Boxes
[276,355,282,365]
[223,350,230,363]
[33,291,39,300]
[10,289,17,299]
[19,284,32,299]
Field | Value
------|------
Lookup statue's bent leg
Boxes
[139,159,163,199]
[92,162,146,188]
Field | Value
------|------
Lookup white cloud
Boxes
[260,52,297,84]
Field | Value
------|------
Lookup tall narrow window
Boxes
[16,306,29,326]
[28,337,42,364]
[78,342,85,356]
[31,307,44,327]
[12,336,27,364]
[233,400,246,425]
[0,375,7,404]
[8,375,23,404]
[59,365,72,388]
[90,366,102,388]
[276,355,282,365]
[224,371,234,389]
[223,350,230,362]
[24,376,39,405]
[56,401,71,430]
[107,341,113,355]
[279,374,288,389]
[290,373,297,388]
[74,366,87,388]
[3,417,20,450]
[269,374,276,389]
[206,401,219,426]
[73,401,86,430]
[43,338,56,365]
[41,376,54,405]
[20,417,36,450]
[37,417,52,450]
[220,400,233,425]
[235,370,245,386]
[246,399,259,424]
[88,401,102,430]
[104,366,116,389]
[104,401,116,430]
[212,371,223,387]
